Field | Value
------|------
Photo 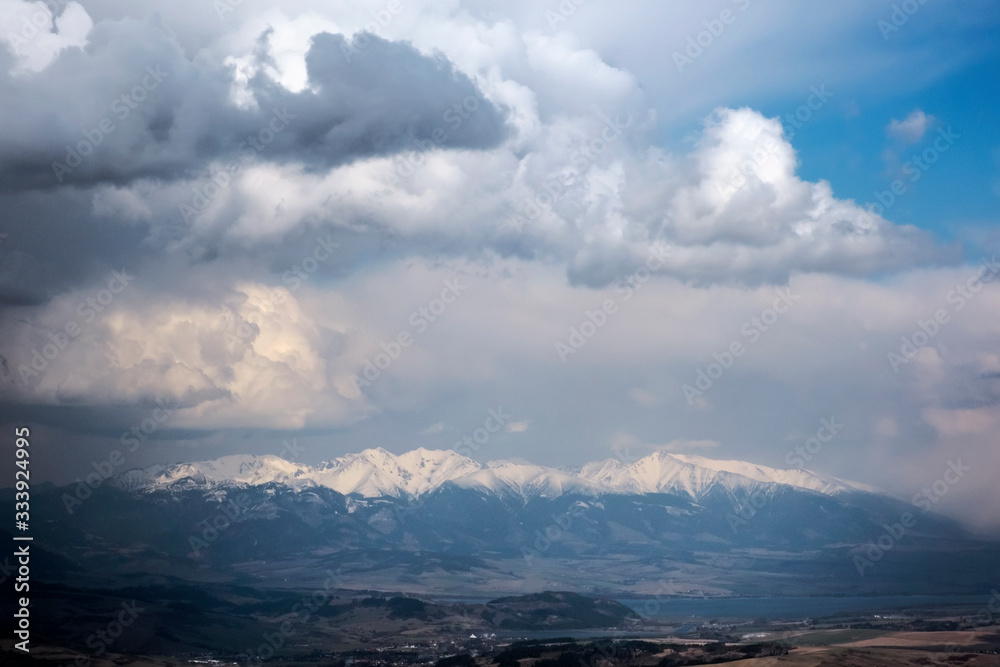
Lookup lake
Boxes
[618,594,991,621]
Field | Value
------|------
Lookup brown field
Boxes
[733,647,1000,665]
[724,626,1000,666]
[837,627,1000,648]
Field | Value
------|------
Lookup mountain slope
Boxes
[112,447,882,503]
[577,451,876,500]
[13,446,997,599]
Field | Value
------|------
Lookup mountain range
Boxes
[112,447,876,501]
[8,447,998,600]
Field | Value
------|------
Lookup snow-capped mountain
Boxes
[35,446,988,600]
[577,451,876,498]
[113,447,877,501]
[113,454,313,491]
[310,448,482,497]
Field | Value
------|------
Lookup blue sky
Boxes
[791,55,1000,247]
[636,0,1000,248]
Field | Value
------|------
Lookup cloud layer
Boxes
[1,0,998,535]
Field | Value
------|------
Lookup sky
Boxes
[1,0,999,533]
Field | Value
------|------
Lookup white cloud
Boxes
[422,421,445,434]
[505,420,529,433]
[888,109,933,144]
[0,281,369,429]
[132,105,939,287]
[0,0,93,74]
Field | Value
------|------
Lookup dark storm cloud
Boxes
[0,17,507,191]
[0,189,153,305]
[252,31,508,168]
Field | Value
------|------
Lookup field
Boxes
[734,626,1000,666]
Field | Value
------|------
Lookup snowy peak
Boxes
[113,454,313,491]
[115,448,878,501]
[395,447,484,494]
[578,458,628,485]
[453,460,607,499]
[313,447,482,497]
[660,452,874,495]
[577,451,872,499]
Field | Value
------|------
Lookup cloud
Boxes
[658,439,721,452]
[505,420,529,433]
[0,280,369,429]
[610,435,720,458]
[0,2,950,297]
[422,421,444,434]
[1,231,998,530]
[627,387,660,408]
[0,19,507,191]
[888,109,934,144]
[0,0,93,74]
[1,0,998,534]
[112,105,944,287]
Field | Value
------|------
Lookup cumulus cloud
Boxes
[888,109,934,144]
[0,280,369,429]
[0,1,948,295]
[109,105,944,287]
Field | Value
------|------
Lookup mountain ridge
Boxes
[111,446,879,502]
[18,448,997,601]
